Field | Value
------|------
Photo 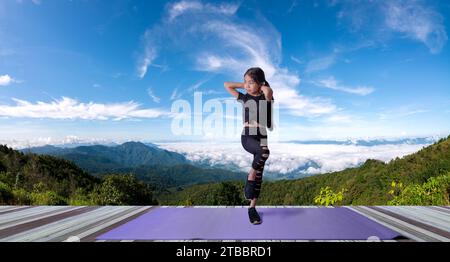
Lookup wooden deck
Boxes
[0,206,449,242]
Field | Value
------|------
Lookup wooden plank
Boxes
[0,206,98,239]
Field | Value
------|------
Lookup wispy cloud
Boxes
[378,105,429,120]
[287,0,299,14]
[290,55,303,64]
[137,44,157,79]
[305,55,336,73]
[147,87,161,103]
[169,76,213,100]
[141,1,340,118]
[167,0,240,22]
[170,87,181,100]
[0,74,18,86]
[137,1,240,79]
[384,1,447,54]
[335,0,447,54]
[0,97,170,120]
[15,0,41,5]
[312,76,375,96]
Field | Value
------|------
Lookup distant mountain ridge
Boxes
[21,141,189,174]
[286,136,439,146]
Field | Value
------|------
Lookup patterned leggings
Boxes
[241,135,270,198]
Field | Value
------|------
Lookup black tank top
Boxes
[236,91,274,136]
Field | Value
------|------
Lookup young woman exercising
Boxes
[224,67,274,224]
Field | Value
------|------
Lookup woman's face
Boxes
[244,74,261,94]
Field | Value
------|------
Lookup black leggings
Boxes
[241,135,270,198]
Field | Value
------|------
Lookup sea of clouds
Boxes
[156,141,431,179]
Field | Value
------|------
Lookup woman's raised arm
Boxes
[261,85,273,101]
[224,82,244,98]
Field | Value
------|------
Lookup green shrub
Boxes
[314,186,347,206]
[68,188,95,205]
[210,182,244,205]
[93,174,156,205]
[388,173,450,205]
[0,181,13,204]
[12,188,31,205]
[30,191,67,205]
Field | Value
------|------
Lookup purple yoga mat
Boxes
[96,207,403,240]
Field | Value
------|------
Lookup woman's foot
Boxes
[248,207,262,225]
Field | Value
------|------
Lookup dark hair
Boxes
[244,67,270,87]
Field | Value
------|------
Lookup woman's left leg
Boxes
[251,137,270,201]
[241,136,270,202]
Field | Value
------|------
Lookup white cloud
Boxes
[378,106,429,120]
[384,1,447,54]
[147,87,161,103]
[0,97,169,120]
[137,1,240,79]
[156,141,429,177]
[137,0,355,120]
[312,76,375,96]
[137,45,157,79]
[0,74,17,86]
[167,0,240,22]
[290,55,303,64]
[1,135,126,149]
[335,0,447,54]
[305,56,336,73]
[170,87,181,100]
[15,0,41,5]
[287,0,299,14]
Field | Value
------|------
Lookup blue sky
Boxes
[0,0,449,146]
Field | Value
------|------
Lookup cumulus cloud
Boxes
[0,74,17,86]
[137,0,341,118]
[0,97,170,120]
[312,76,375,96]
[156,141,430,178]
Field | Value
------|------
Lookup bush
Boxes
[12,188,31,205]
[68,188,95,205]
[314,186,347,206]
[93,174,157,205]
[0,182,13,204]
[210,182,244,205]
[388,173,450,205]
[30,191,67,205]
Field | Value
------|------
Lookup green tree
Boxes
[314,186,347,206]
[210,182,244,205]
[93,174,157,205]
[0,181,13,204]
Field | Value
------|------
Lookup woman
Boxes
[224,67,274,225]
